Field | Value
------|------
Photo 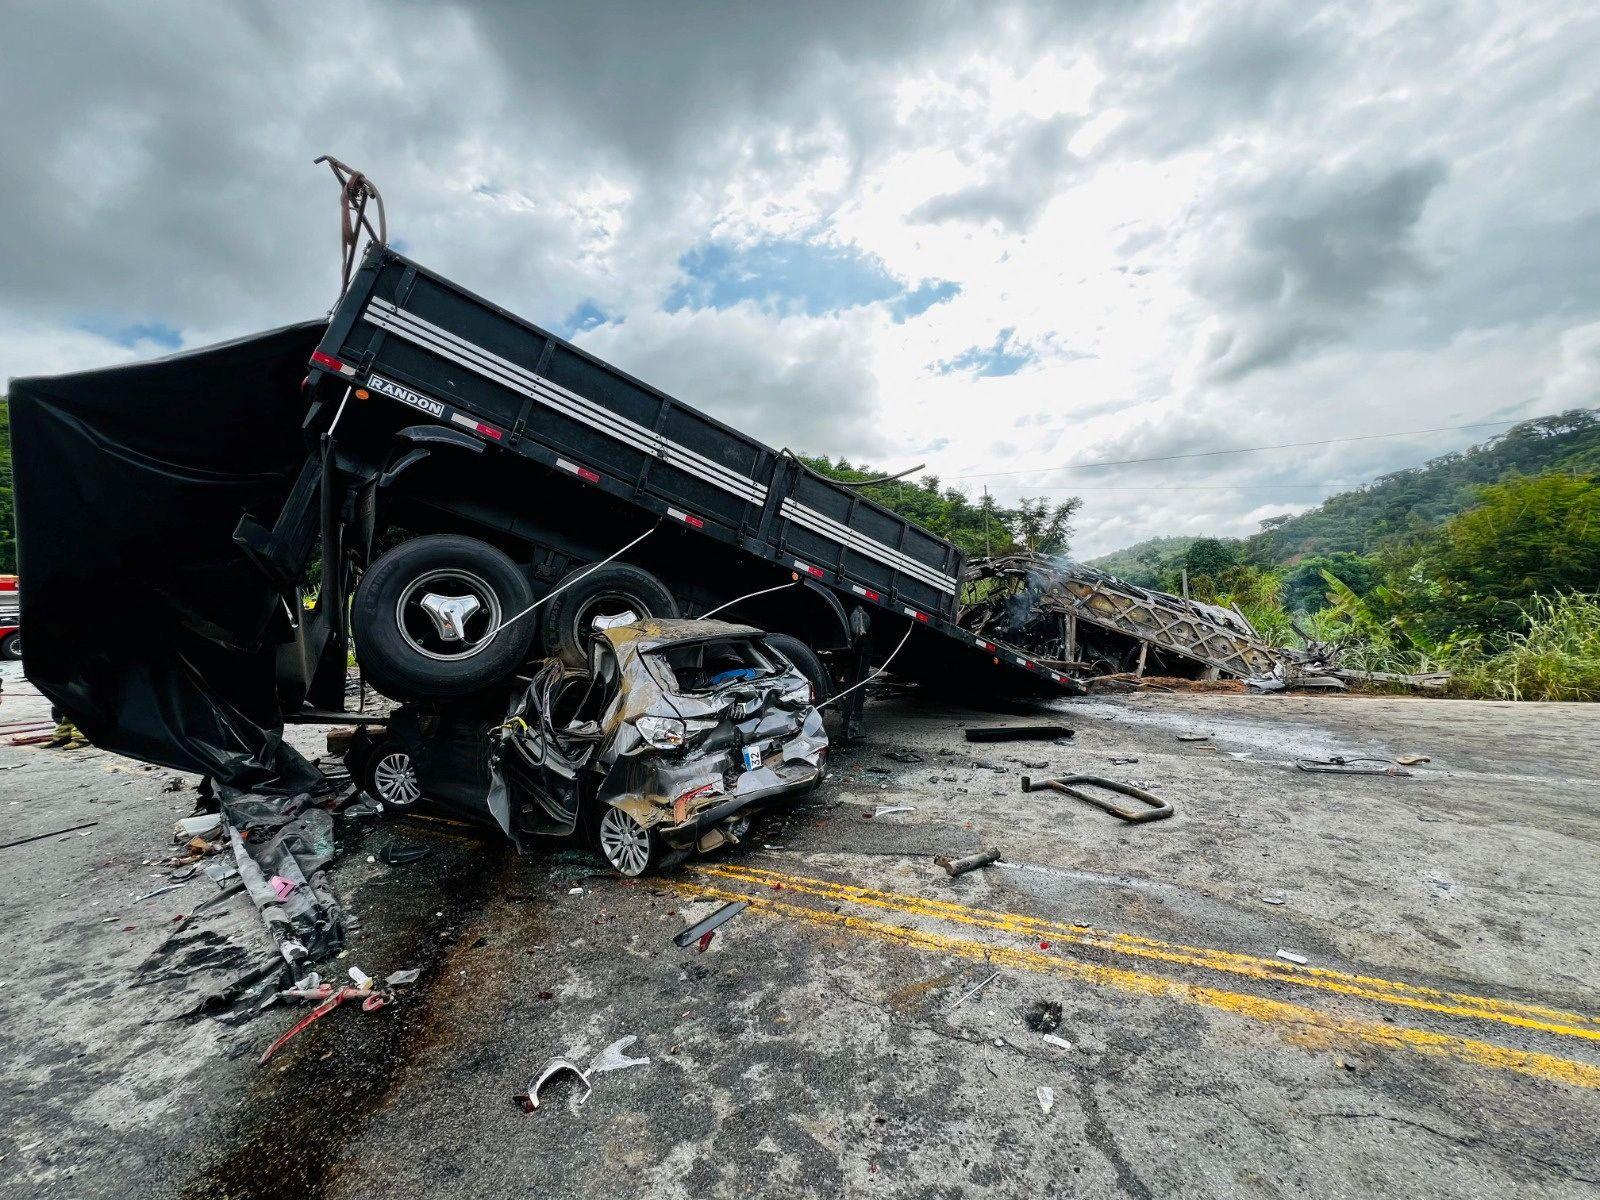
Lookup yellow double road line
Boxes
[697,863,1600,1043]
[677,863,1600,1091]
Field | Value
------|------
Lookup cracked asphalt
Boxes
[2,661,1597,1198]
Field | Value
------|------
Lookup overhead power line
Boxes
[947,418,1522,481]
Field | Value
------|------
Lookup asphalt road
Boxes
[2,662,1597,1198]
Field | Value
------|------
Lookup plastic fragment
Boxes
[523,1058,591,1111]
[589,1035,650,1075]
[1042,1034,1074,1051]
[1037,1086,1054,1114]
[1276,949,1309,965]
[385,968,422,987]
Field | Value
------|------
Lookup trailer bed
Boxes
[311,246,1078,694]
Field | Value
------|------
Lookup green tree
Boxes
[1413,471,1600,634]
[1011,496,1082,556]
[1281,553,1381,613]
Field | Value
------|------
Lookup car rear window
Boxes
[646,638,778,693]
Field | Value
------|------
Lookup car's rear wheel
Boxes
[352,534,537,700]
[597,805,658,876]
[0,632,20,661]
[362,740,422,808]
[540,562,678,666]
[764,633,832,704]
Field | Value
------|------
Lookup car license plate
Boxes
[740,744,763,771]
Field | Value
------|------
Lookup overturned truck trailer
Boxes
[11,245,1080,791]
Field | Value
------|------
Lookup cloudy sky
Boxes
[5,1,1599,556]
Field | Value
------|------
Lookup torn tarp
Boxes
[221,787,346,967]
[9,322,327,791]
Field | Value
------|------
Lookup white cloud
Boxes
[4,0,1599,563]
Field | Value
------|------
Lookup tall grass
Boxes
[1456,593,1600,701]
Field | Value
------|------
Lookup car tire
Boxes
[359,738,422,808]
[352,534,537,701]
[0,632,19,661]
[540,562,678,667]
[595,804,661,877]
[764,633,832,704]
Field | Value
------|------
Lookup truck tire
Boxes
[764,633,833,704]
[0,632,19,661]
[352,534,536,701]
[540,563,678,666]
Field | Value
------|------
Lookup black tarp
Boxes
[10,322,328,790]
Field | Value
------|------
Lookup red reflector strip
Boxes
[556,458,602,484]
[668,507,705,529]
[449,412,504,441]
[1014,656,1032,668]
[310,350,354,376]
[972,637,993,651]
[793,559,825,578]
[849,584,881,601]
[902,607,929,622]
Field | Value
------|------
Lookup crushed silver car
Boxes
[350,619,828,875]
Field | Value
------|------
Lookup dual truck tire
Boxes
[350,534,832,704]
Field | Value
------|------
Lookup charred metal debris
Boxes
[960,554,1448,692]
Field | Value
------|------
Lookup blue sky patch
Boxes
[76,317,182,350]
[666,237,958,320]
[558,300,615,339]
[934,328,1036,377]
[890,278,961,322]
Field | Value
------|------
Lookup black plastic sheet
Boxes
[10,322,327,790]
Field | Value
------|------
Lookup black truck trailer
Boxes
[11,243,1075,791]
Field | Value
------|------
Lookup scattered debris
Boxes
[258,984,389,1065]
[521,1058,591,1111]
[1021,775,1173,824]
[1036,1085,1054,1115]
[203,859,240,885]
[1109,757,1139,766]
[380,842,433,865]
[1025,1000,1063,1032]
[0,820,98,851]
[1261,891,1286,906]
[1176,733,1210,742]
[948,970,1000,1011]
[1295,757,1412,777]
[672,900,748,948]
[135,882,187,902]
[868,805,916,818]
[175,813,223,840]
[589,1035,650,1075]
[882,749,924,763]
[1275,949,1309,965]
[1042,1033,1075,1051]
[935,848,1002,877]
[385,968,422,987]
[1395,755,1432,766]
[965,725,1074,743]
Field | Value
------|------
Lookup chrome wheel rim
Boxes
[371,751,420,807]
[598,807,652,876]
[394,569,502,662]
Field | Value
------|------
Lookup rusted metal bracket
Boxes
[1020,774,1174,824]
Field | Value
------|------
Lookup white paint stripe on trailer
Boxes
[777,497,958,592]
[365,301,768,505]
[778,499,957,595]
[778,504,953,595]
[366,306,765,504]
